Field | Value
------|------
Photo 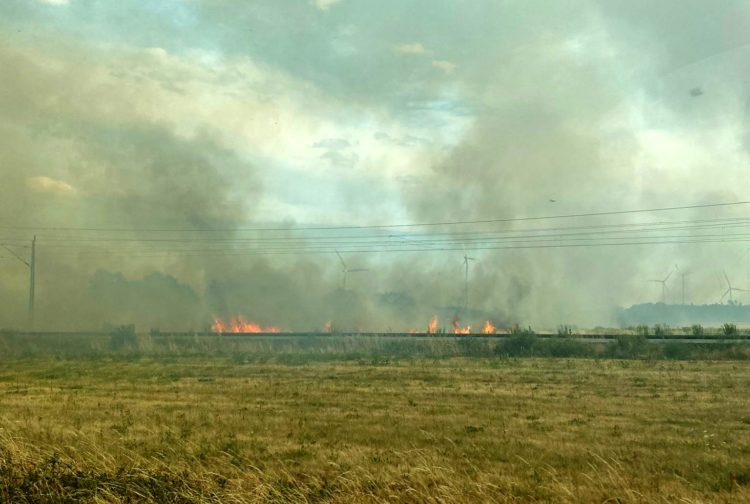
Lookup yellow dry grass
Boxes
[0,356,748,502]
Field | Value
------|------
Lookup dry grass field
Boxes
[1,352,749,502]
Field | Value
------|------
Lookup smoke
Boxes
[2,2,750,331]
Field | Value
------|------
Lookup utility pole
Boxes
[1,237,35,329]
[28,235,36,329]
[463,254,475,314]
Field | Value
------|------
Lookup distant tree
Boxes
[690,324,704,337]
[635,324,650,337]
[653,324,672,337]
[511,325,535,336]
[723,323,738,337]
[557,324,574,336]
[110,324,137,351]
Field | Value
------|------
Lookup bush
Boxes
[605,335,650,359]
[723,323,738,337]
[546,339,592,358]
[653,324,672,337]
[110,324,137,351]
[510,325,535,336]
[663,342,692,360]
[456,338,492,357]
[690,324,704,337]
[635,325,650,337]
[497,333,538,357]
[556,325,574,336]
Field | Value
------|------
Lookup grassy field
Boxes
[1,352,749,502]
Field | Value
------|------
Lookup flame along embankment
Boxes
[417,315,497,335]
[209,315,500,336]
[211,316,281,334]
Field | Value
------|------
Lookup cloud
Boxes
[26,176,76,195]
[374,131,431,147]
[396,43,427,55]
[431,60,456,74]
[313,138,350,150]
[312,0,341,11]
[38,0,69,5]
[314,138,359,168]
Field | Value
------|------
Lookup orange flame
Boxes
[323,320,333,333]
[481,320,496,334]
[451,315,471,334]
[211,316,281,334]
[427,315,438,334]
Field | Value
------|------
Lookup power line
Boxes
[6,216,750,247]
[0,200,748,233]
[24,219,750,256]
[44,234,750,259]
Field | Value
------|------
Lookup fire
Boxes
[211,316,281,334]
[324,320,333,333]
[451,315,471,335]
[481,320,496,334]
[427,315,438,334]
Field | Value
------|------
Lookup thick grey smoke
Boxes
[1,1,750,331]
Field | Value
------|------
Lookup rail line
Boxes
[4,331,750,344]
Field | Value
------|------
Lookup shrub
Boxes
[691,324,704,337]
[723,323,738,337]
[497,333,538,357]
[546,339,592,358]
[456,337,492,357]
[605,335,650,359]
[653,324,672,337]
[110,324,137,351]
[556,325,574,336]
[510,325,535,336]
[663,342,692,360]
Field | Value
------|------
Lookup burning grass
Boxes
[0,355,749,502]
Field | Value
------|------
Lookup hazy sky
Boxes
[2,1,750,330]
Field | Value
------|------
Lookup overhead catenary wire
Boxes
[40,234,750,259]
[0,200,749,233]
[36,219,750,244]
[2,201,750,263]
[19,218,750,256]
[5,215,750,246]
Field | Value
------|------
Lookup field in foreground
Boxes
[1,356,749,503]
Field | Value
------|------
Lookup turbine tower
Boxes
[649,266,676,304]
[679,270,691,305]
[335,250,368,290]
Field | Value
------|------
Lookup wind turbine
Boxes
[649,266,676,303]
[462,250,476,313]
[719,270,748,304]
[335,250,368,290]
[677,268,692,305]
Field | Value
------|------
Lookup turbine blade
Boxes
[724,269,731,288]
[664,269,674,283]
[335,250,346,269]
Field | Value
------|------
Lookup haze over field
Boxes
[2,1,750,331]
